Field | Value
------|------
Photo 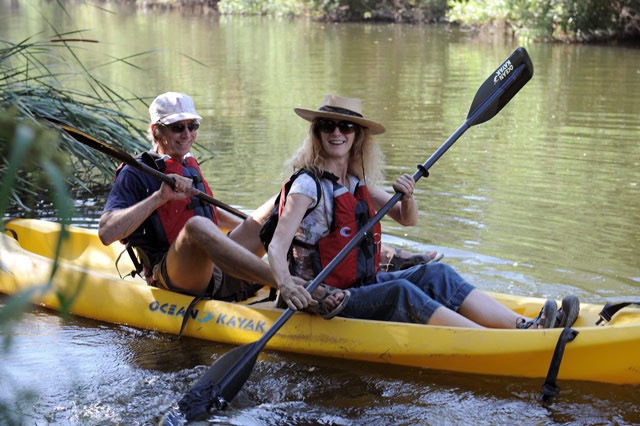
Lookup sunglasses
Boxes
[316,119,358,135]
[163,122,200,133]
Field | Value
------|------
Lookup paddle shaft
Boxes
[214,57,531,400]
[48,120,249,220]
[172,47,534,421]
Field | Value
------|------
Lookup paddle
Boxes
[161,47,534,424]
[43,117,249,220]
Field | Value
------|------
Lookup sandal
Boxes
[517,299,558,329]
[398,252,444,270]
[380,248,443,272]
[305,283,351,320]
[557,294,580,328]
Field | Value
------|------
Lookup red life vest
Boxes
[115,151,218,246]
[312,175,381,289]
[154,154,218,244]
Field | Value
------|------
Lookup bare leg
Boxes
[427,306,484,328]
[165,214,343,309]
[457,289,526,329]
[165,216,277,294]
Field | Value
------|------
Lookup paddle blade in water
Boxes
[467,47,534,126]
[162,343,259,422]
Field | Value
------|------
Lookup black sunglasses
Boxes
[163,122,200,133]
[316,119,359,135]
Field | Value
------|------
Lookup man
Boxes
[98,92,325,308]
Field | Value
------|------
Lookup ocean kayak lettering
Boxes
[148,301,266,333]
[215,313,265,332]
[493,59,514,84]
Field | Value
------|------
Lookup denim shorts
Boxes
[341,262,475,324]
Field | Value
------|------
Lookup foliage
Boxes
[218,0,306,16]
[309,0,446,22]
[0,105,75,426]
[0,34,153,212]
[448,0,640,42]
[218,0,448,22]
[0,21,158,424]
[0,110,73,215]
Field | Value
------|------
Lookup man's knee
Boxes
[177,216,227,253]
[183,216,223,238]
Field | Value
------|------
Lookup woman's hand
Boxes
[370,173,418,226]
[278,280,316,310]
[392,173,415,199]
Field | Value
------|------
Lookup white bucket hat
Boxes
[149,92,202,125]
[294,94,385,135]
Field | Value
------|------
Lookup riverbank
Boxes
[114,0,639,44]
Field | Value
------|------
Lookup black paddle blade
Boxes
[164,343,259,422]
[42,116,137,166]
[467,47,534,126]
[60,125,136,166]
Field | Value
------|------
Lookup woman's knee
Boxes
[420,262,455,277]
[386,281,424,303]
[389,281,439,323]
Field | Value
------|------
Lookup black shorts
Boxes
[151,255,263,302]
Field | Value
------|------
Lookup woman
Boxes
[266,94,579,329]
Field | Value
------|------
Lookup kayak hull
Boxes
[2,219,639,385]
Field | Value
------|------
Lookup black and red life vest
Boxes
[311,173,381,289]
[261,170,381,289]
[114,151,218,268]
[152,153,218,244]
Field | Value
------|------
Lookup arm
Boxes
[228,195,277,256]
[98,174,197,245]
[216,208,244,232]
[267,192,316,310]
[369,173,419,226]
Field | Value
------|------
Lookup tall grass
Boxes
[0,33,154,213]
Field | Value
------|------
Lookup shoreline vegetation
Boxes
[131,0,640,45]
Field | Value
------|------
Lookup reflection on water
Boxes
[1,2,639,425]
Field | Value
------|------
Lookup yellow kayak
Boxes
[1,218,639,385]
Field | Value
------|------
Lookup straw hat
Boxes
[149,92,202,125]
[294,94,386,135]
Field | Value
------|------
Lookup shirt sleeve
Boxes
[103,166,157,213]
[288,173,320,209]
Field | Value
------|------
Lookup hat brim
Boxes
[294,108,385,135]
[158,112,203,125]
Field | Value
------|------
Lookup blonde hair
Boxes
[285,122,385,185]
